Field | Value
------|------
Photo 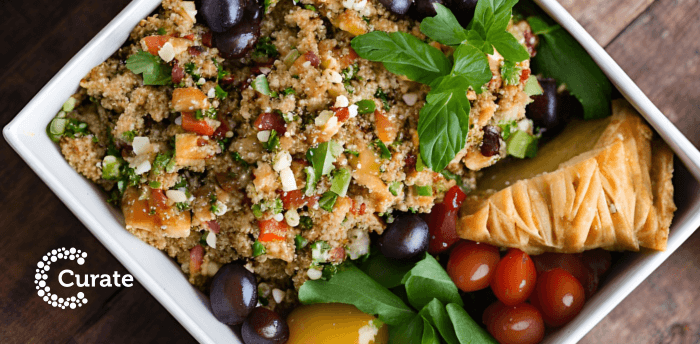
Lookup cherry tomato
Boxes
[447,241,500,292]
[482,300,508,326]
[258,219,289,242]
[532,252,596,298]
[490,249,537,306]
[484,302,544,344]
[427,185,466,254]
[531,268,585,327]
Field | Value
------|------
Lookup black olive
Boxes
[213,0,263,58]
[378,214,429,260]
[480,125,501,157]
[445,0,478,27]
[201,0,246,33]
[209,262,257,325]
[378,0,413,15]
[410,0,444,20]
[241,307,290,344]
[526,78,575,137]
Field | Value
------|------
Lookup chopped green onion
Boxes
[415,154,426,172]
[295,235,309,250]
[251,74,272,96]
[251,204,263,218]
[253,240,266,257]
[299,216,313,230]
[355,99,376,115]
[231,152,250,168]
[303,166,317,196]
[330,168,352,197]
[214,84,228,99]
[62,97,78,112]
[318,191,338,212]
[283,49,301,67]
[345,149,359,157]
[101,155,122,180]
[148,181,161,189]
[507,130,539,159]
[47,118,67,142]
[262,129,279,151]
[415,185,433,196]
[310,240,331,264]
[199,231,209,245]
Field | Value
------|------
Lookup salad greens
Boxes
[125,51,172,86]
[298,253,497,344]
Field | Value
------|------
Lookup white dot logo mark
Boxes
[33,247,89,310]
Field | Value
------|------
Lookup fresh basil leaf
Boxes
[351,31,451,84]
[358,247,414,289]
[490,30,531,62]
[420,4,468,46]
[467,0,529,62]
[401,254,463,309]
[126,51,172,85]
[389,314,424,344]
[527,15,612,119]
[418,76,471,172]
[446,303,498,343]
[298,264,416,325]
[421,319,440,344]
[307,140,343,184]
[451,44,492,92]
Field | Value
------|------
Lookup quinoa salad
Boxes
[47,0,671,342]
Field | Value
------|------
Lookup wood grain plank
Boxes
[556,0,656,46]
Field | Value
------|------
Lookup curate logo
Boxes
[35,247,134,310]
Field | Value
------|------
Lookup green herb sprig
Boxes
[125,51,172,85]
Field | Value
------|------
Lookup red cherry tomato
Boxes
[427,186,466,254]
[532,252,596,298]
[482,300,508,326]
[532,268,585,327]
[490,249,537,306]
[447,241,500,292]
[484,302,544,344]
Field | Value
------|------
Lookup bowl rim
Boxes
[5,0,700,343]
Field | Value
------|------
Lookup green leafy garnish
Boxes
[305,141,343,194]
[262,129,279,151]
[355,99,376,114]
[231,152,250,168]
[401,254,462,309]
[351,31,451,85]
[295,235,309,250]
[122,130,137,142]
[446,303,498,343]
[212,58,229,80]
[252,37,279,59]
[281,87,296,96]
[506,130,538,158]
[372,140,392,160]
[318,191,338,212]
[330,167,352,197]
[497,120,518,140]
[526,15,612,119]
[466,0,530,62]
[420,4,468,46]
[374,88,391,111]
[501,60,522,85]
[184,62,201,80]
[152,151,175,175]
[214,84,228,99]
[299,216,313,230]
[253,240,266,257]
[125,51,172,85]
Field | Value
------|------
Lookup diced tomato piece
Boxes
[520,68,531,84]
[258,219,289,242]
[188,46,202,56]
[181,112,215,136]
[350,199,367,215]
[444,185,467,211]
[332,107,350,122]
[183,33,196,41]
[303,51,320,67]
[172,60,185,84]
[254,112,287,135]
[212,119,230,140]
[189,245,204,274]
[206,221,221,234]
[427,203,460,254]
[280,190,306,210]
[202,31,213,47]
[143,35,171,55]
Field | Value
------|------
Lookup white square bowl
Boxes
[4,0,700,343]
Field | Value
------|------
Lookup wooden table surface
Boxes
[1,0,699,343]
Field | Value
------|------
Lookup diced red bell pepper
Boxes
[143,35,171,55]
[254,112,287,135]
[258,219,289,242]
[189,245,204,274]
[181,112,215,136]
[331,107,350,122]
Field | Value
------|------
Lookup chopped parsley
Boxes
[374,88,391,111]
[231,152,250,168]
[214,84,228,99]
[121,130,137,143]
[252,37,279,59]
[184,62,201,80]
[299,216,313,230]
[262,129,280,151]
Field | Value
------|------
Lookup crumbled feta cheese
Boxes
[174,116,182,126]
[348,104,358,118]
[335,95,349,108]
[285,209,300,227]
[207,87,216,98]
[166,190,188,203]
[225,131,234,138]
[180,1,197,22]
[158,42,176,63]
[280,167,297,192]
[272,288,285,304]
[358,320,381,344]
[402,93,418,106]
[517,119,534,133]
[342,0,367,11]
[206,231,217,249]
[132,136,151,155]
[273,213,284,222]
[133,160,151,175]
[346,228,370,260]
[259,67,272,75]
[315,110,335,126]
[257,130,271,142]
[197,77,206,85]
[273,151,293,172]
[307,268,323,280]
[329,71,343,84]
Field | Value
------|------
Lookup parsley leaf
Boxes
[351,31,451,84]
[252,37,279,59]
[417,76,472,172]
[214,84,228,99]
[420,4,468,46]
[125,51,172,85]
[527,15,612,119]
[466,0,529,62]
